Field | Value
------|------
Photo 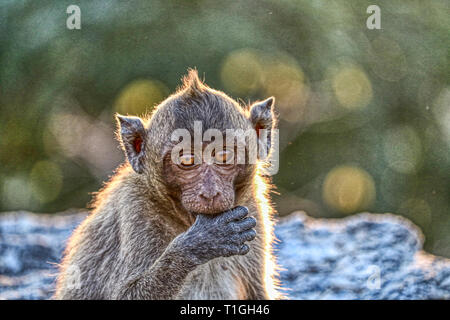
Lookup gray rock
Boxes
[0,210,449,299]
[0,211,85,299]
[276,212,450,299]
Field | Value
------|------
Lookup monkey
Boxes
[54,69,282,300]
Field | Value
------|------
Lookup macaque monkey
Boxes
[54,70,281,299]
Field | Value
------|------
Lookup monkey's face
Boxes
[116,70,276,216]
[163,146,243,215]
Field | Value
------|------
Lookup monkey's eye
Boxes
[179,154,196,167]
[215,149,234,165]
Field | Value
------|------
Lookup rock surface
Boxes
[0,210,449,299]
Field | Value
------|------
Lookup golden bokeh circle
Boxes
[114,79,168,116]
[331,63,373,110]
[323,165,376,214]
[220,49,264,96]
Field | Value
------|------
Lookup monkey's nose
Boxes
[199,190,220,202]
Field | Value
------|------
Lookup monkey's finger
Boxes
[232,216,256,232]
[222,246,240,257]
[240,229,257,242]
[238,244,250,255]
[194,213,208,225]
[223,206,249,222]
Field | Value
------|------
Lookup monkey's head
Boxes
[116,70,276,215]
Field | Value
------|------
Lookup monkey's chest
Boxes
[176,257,247,300]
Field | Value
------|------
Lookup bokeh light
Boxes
[330,63,373,110]
[47,112,90,159]
[323,165,376,214]
[45,109,122,178]
[1,176,33,210]
[383,125,422,174]
[261,53,309,123]
[220,49,309,124]
[114,79,168,116]
[220,49,264,96]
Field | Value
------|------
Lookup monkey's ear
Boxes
[249,97,276,158]
[116,114,147,174]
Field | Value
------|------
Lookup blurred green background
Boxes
[0,1,449,256]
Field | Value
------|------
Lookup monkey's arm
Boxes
[113,238,197,300]
[246,267,271,299]
[113,206,256,300]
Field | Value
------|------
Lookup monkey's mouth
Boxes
[183,200,234,216]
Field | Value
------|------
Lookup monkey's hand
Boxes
[112,207,255,299]
[174,206,256,266]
